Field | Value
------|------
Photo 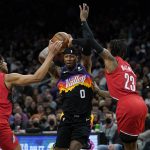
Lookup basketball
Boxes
[51,32,70,51]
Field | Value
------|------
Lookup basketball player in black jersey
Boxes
[39,49,93,150]
[39,11,94,150]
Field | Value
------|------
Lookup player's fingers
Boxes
[84,3,88,10]
[83,3,86,10]
[49,40,53,44]
[87,5,89,13]
[50,41,61,49]
[55,41,63,47]
[55,41,63,50]
[79,5,82,11]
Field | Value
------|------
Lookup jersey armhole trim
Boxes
[3,74,10,91]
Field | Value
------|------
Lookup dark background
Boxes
[0,0,150,74]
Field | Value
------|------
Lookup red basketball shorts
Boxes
[116,94,148,136]
[0,121,19,150]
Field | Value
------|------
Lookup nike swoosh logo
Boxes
[63,71,68,73]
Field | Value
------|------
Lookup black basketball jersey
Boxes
[57,64,94,116]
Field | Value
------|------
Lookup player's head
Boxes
[0,55,8,73]
[63,47,78,69]
[107,39,127,58]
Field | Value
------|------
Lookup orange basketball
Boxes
[51,32,70,50]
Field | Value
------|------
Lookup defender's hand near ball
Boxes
[48,41,63,58]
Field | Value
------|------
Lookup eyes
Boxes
[64,54,76,59]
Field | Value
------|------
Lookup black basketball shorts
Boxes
[55,115,91,148]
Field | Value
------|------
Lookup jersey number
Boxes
[124,73,135,91]
[80,89,85,98]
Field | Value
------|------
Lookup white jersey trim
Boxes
[110,95,119,100]
[120,130,138,136]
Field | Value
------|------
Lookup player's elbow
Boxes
[39,47,48,64]
[38,54,45,64]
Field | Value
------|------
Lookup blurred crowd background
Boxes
[0,0,150,149]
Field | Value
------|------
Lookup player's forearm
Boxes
[80,21,93,56]
[34,54,54,81]
[39,47,60,79]
[73,38,104,55]
[81,21,94,39]
[96,89,110,98]
[72,21,104,56]
[81,21,104,54]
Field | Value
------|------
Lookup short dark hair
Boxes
[63,47,78,55]
[109,39,127,58]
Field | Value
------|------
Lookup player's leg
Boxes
[14,144,21,150]
[116,95,148,150]
[119,132,138,150]
[70,118,91,150]
[69,140,83,150]
[54,116,71,150]
[0,131,20,150]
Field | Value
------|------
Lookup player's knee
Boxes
[119,132,138,143]
[69,140,82,150]
[14,144,21,150]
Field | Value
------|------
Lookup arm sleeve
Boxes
[81,21,94,39]
[81,21,93,56]
[72,38,104,54]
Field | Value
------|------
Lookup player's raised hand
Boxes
[48,41,63,56]
[79,3,89,22]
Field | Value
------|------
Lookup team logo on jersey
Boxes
[57,74,93,93]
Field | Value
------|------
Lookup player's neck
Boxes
[67,64,76,72]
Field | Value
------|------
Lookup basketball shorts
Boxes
[0,121,19,150]
[116,94,148,136]
[55,114,91,148]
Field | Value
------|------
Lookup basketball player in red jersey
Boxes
[70,3,148,150]
[0,41,62,150]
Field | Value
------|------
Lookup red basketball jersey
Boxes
[0,72,12,121]
[105,56,138,100]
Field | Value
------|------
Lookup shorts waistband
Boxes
[64,113,90,118]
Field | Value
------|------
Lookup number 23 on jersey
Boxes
[124,73,136,91]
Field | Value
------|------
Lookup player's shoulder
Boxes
[0,72,4,77]
[115,56,124,63]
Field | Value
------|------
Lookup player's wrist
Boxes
[48,51,55,58]
[81,20,87,24]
